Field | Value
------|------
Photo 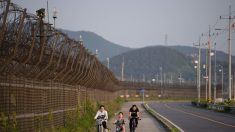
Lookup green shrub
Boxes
[223,106,232,113]
[191,101,197,106]
[1,112,6,131]
[199,102,208,108]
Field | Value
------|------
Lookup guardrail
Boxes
[142,103,184,132]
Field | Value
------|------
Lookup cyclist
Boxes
[114,112,125,132]
[129,104,140,128]
[94,105,108,131]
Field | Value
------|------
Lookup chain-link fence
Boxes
[0,0,120,131]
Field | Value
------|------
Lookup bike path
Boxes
[108,101,166,132]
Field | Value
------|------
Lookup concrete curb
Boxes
[142,103,184,132]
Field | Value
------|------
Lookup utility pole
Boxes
[95,49,98,58]
[47,0,50,24]
[222,69,224,99]
[121,57,125,81]
[228,6,232,100]
[213,43,217,102]
[194,36,202,103]
[220,5,235,100]
[160,67,163,94]
[164,73,166,85]
[233,72,235,99]
[170,73,173,84]
[143,74,145,82]
[205,46,208,101]
[179,73,182,85]
[219,66,224,99]
[53,7,57,28]
[208,26,212,102]
[107,57,110,69]
[198,38,201,102]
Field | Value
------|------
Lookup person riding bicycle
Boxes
[114,112,125,132]
[94,105,108,131]
[129,104,140,128]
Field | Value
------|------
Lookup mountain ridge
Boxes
[60,29,133,61]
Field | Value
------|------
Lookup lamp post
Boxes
[203,42,208,101]
[193,35,202,102]
[213,43,217,102]
[53,7,57,28]
[203,64,208,100]
[160,67,163,94]
[208,26,212,102]
[219,65,224,99]
[218,5,235,100]
[178,72,182,86]
[194,59,200,102]
[107,57,110,69]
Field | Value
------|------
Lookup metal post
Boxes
[208,26,212,102]
[228,5,232,100]
[107,58,110,69]
[197,39,201,102]
[53,7,57,28]
[160,67,163,94]
[121,57,124,81]
[142,90,145,103]
[219,65,224,99]
[205,47,208,100]
[222,69,224,99]
[214,43,217,102]
[234,72,235,99]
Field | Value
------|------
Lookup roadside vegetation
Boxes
[56,97,124,132]
[191,98,235,114]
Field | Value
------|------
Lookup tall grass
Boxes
[57,97,124,132]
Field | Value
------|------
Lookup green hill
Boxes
[108,46,195,82]
[60,29,132,61]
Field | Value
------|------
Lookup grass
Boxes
[0,112,18,132]
[56,97,124,132]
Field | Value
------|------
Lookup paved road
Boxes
[108,102,167,132]
[149,102,235,132]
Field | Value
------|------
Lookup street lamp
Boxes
[203,64,208,100]
[219,65,224,99]
[213,43,217,103]
[53,7,57,28]
[152,78,156,82]
[201,42,208,101]
[193,34,202,102]
[107,57,110,69]
[160,67,163,95]
[178,73,182,86]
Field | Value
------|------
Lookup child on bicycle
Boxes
[94,105,109,131]
[114,112,125,132]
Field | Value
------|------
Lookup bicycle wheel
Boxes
[130,118,136,132]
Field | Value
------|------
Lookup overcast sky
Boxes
[13,0,235,54]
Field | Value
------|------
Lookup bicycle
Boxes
[129,117,141,132]
[114,119,125,132]
[96,115,107,132]
[115,124,122,132]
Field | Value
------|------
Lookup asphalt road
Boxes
[149,102,235,132]
[108,102,167,132]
